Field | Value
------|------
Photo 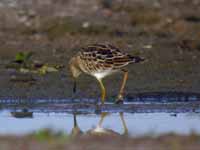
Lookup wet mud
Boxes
[1,1,200,148]
[0,0,200,100]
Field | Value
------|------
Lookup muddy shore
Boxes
[0,0,200,100]
[1,133,200,150]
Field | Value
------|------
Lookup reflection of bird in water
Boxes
[69,44,144,104]
[86,112,128,136]
[70,112,128,138]
[70,114,83,137]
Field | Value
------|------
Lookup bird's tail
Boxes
[128,55,145,63]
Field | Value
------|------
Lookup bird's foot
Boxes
[115,95,124,104]
[115,99,124,104]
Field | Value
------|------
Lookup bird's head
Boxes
[69,56,82,93]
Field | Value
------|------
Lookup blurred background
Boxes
[0,0,200,149]
[0,0,200,99]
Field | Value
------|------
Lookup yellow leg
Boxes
[98,112,109,127]
[119,112,128,135]
[117,70,128,102]
[97,79,106,104]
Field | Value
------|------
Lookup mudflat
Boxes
[0,133,200,150]
[0,0,200,100]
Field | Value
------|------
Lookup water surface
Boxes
[0,111,200,136]
[1,92,200,137]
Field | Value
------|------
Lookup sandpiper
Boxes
[69,43,144,104]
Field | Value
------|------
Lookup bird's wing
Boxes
[79,44,143,70]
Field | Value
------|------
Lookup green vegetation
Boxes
[6,52,63,76]
[30,128,68,141]
[15,52,33,64]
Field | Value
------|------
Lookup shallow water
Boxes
[1,111,200,136]
[1,92,200,137]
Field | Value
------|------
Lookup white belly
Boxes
[93,70,117,79]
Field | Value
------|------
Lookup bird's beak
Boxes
[73,79,77,93]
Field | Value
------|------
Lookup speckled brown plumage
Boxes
[69,43,144,104]
[74,44,143,77]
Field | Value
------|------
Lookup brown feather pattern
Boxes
[75,44,144,76]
